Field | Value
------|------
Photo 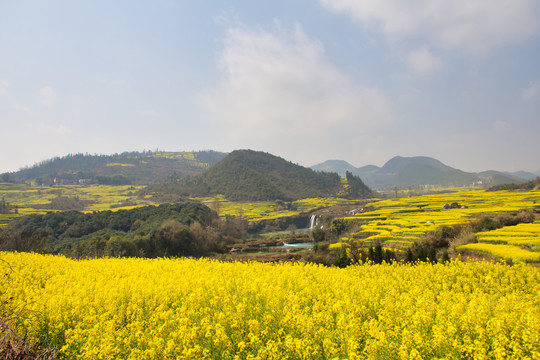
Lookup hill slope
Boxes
[144,150,373,201]
[312,156,531,189]
[371,156,477,188]
[1,151,227,185]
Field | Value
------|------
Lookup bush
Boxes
[473,210,535,233]
[450,227,477,252]
[472,216,499,232]
[406,239,437,263]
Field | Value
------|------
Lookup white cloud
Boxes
[198,23,394,159]
[407,47,442,74]
[39,86,57,107]
[522,81,540,101]
[319,0,540,53]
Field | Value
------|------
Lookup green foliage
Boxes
[95,174,130,185]
[311,227,326,242]
[345,171,373,199]
[0,203,246,258]
[406,239,437,263]
[0,198,16,214]
[329,218,348,236]
[365,242,396,264]
[472,210,535,232]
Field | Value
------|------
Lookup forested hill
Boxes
[143,150,374,201]
[1,151,227,185]
[0,202,246,258]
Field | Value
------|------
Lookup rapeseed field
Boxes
[345,190,540,262]
[1,252,539,359]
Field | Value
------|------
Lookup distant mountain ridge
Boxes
[143,150,373,201]
[1,151,227,185]
[3,150,534,192]
[311,156,535,189]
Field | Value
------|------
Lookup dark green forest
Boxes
[0,203,246,258]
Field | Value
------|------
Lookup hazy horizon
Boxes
[2,149,539,176]
[2,1,539,174]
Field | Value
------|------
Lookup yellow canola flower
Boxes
[1,252,539,359]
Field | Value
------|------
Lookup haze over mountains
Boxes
[1,150,537,192]
[311,156,538,189]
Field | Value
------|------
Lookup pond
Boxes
[276,242,314,249]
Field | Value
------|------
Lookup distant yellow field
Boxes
[0,183,148,220]
[344,189,540,262]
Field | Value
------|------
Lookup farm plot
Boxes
[1,252,539,359]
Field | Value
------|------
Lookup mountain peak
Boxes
[381,156,454,174]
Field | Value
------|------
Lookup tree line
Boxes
[0,203,246,258]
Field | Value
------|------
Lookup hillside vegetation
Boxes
[0,203,246,258]
[488,176,540,191]
[1,150,227,185]
[143,150,373,202]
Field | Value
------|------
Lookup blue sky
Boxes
[1,0,539,174]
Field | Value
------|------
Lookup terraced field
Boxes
[0,183,148,226]
[458,221,540,262]
[341,190,540,262]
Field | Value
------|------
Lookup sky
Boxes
[1,0,540,174]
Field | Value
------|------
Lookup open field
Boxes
[0,182,365,227]
[1,252,539,359]
[0,183,149,226]
[340,190,540,263]
[196,196,363,223]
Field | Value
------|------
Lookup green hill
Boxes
[143,150,373,201]
[1,151,227,185]
[311,156,531,189]
[371,156,477,187]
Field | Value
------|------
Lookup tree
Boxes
[345,171,372,199]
